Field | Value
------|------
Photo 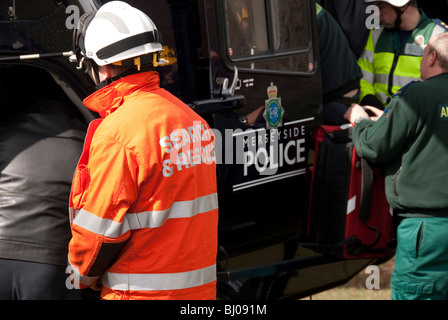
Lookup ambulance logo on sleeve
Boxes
[439,104,448,121]
[264,82,284,129]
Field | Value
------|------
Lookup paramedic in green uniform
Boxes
[344,32,448,300]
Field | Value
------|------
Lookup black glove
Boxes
[360,94,385,111]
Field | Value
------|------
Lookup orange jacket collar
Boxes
[83,71,160,118]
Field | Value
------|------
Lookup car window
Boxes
[223,0,314,74]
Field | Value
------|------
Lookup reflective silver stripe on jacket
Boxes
[359,49,374,64]
[67,259,100,288]
[71,193,218,238]
[362,69,420,88]
[102,264,217,291]
[374,73,419,89]
[361,69,374,85]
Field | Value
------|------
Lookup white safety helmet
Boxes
[73,1,163,69]
[364,0,411,7]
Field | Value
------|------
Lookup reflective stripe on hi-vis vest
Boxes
[102,264,216,291]
[71,193,218,238]
[358,15,447,105]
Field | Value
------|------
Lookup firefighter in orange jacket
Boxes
[67,1,218,300]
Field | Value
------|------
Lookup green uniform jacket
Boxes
[352,74,448,215]
[358,11,447,107]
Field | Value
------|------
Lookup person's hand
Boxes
[344,103,369,125]
[245,106,264,125]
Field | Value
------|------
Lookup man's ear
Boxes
[103,65,113,79]
[429,51,438,66]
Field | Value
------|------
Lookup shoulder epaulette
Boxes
[433,18,448,31]
[315,3,323,17]
[392,81,418,97]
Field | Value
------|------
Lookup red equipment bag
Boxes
[307,125,394,259]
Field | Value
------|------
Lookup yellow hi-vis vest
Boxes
[358,13,447,106]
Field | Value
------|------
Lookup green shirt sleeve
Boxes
[352,92,417,164]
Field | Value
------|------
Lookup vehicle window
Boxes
[270,0,309,51]
[224,0,314,74]
[0,0,13,20]
[225,0,269,57]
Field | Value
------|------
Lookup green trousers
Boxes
[391,216,448,300]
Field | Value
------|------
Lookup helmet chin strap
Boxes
[94,67,141,90]
[394,7,403,30]
[93,54,158,89]
[83,62,109,90]
[76,57,105,90]
[393,4,409,30]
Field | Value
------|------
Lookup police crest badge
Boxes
[263,82,284,129]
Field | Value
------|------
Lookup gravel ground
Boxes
[301,257,395,300]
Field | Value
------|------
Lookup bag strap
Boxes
[358,156,381,247]
[359,157,373,223]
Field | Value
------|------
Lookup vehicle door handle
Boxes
[217,66,238,97]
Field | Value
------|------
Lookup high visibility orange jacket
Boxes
[68,71,219,300]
